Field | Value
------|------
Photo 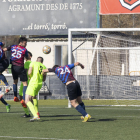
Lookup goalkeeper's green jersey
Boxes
[19,60,32,96]
[24,60,32,80]
[29,61,47,85]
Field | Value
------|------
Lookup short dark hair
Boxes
[0,42,4,46]
[18,37,27,44]
[52,65,60,69]
[28,51,32,57]
[37,57,44,63]
[25,51,32,60]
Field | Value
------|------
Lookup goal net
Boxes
[68,28,140,107]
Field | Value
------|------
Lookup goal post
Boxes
[68,28,140,107]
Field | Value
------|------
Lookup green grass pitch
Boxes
[0,99,140,140]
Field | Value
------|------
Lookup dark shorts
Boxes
[67,80,82,100]
[0,59,9,73]
[11,65,27,82]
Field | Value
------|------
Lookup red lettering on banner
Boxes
[100,0,140,14]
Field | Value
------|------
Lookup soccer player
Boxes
[42,62,91,122]
[0,42,11,112]
[3,37,28,104]
[19,51,32,118]
[25,57,46,121]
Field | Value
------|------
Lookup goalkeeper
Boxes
[42,62,91,122]
[25,57,46,121]
[19,51,32,118]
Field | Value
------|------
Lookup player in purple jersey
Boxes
[43,62,91,122]
[4,37,28,108]
[0,42,11,112]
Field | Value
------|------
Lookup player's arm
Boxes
[42,69,49,75]
[0,42,7,52]
[25,49,28,58]
[74,62,84,69]
[3,48,7,51]
[24,61,29,73]
[3,45,11,52]
[67,62,84,69]
[42,67,56,75]
[28,67,33,78]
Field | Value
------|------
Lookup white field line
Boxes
[1,112,140,118]
[86,107,140,110]
[1,106,140,111]
[2,113,71,115]
[0,107,62,108]
[0,136,77,140]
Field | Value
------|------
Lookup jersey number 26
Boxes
[12,49,22,58]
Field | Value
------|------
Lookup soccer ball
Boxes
[42,45,51,54]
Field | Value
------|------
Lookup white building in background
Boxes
[26,38,68,75]
[26,37,95,76]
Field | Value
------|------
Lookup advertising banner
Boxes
[100,0,140,15]
[0,0,96,35]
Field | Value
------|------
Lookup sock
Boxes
[0,97,8,105]
[13,84,17,97]
[75,105,88,117]
[23,107,29,115]
[27,101,38,117]
[79,102,85,110]
[0,74,9,86]
[33,99,38,113]
[23,86,27,101]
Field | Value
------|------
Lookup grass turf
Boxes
[0,99,140,140]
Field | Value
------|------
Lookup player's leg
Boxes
[70,98,91,122]
[19,83,23,101]
[19,83,30,117]
[13,79,19,102]
[0,96,11,112]
[32,96,40,117]
[25,84,40,121]
[0,59,11,93]
[0,60,11,112]
[0,87,11,112]
[21,99,30,118]
[77,96,85,110]
[11,65,19,101]
[0,73,9,86]
[20,81,28,109]
[77,96,85,120]
[75,81,91,122]
[67,82,91,122]
[19,67,28,105]
[76,81,85,110]
[19,68,30,117]
[0,96,8,106]
[0,73,11,91]
[0,73,11,99]
[32,84,42,118]
[22,81,27,101]
[19,68,28,101]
